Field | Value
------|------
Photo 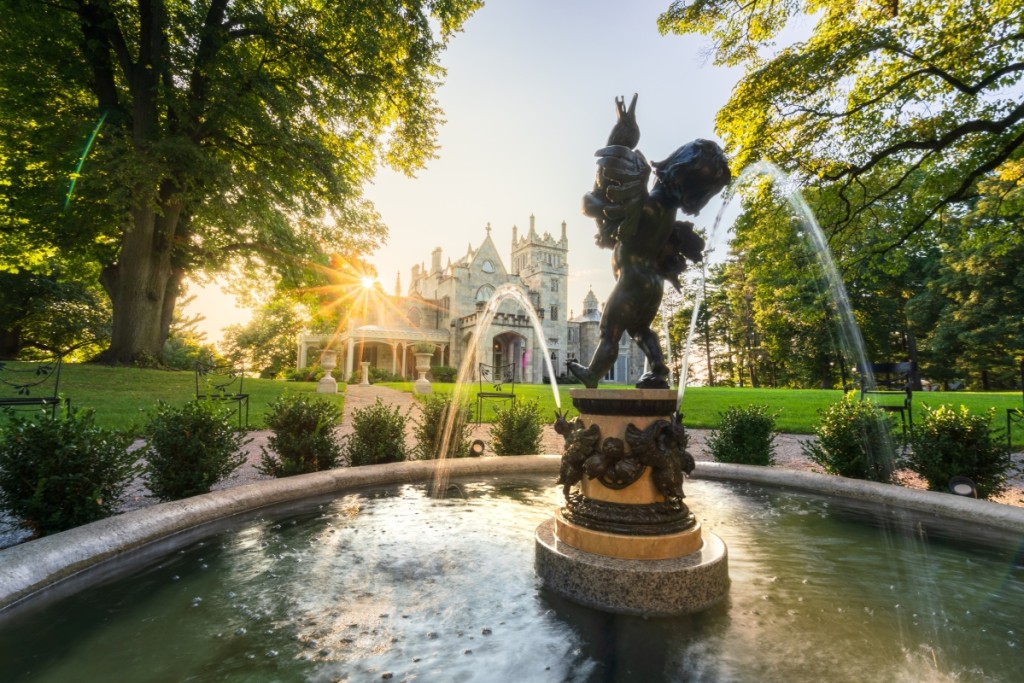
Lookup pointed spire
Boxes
[395,271,401,296]
[561,220,567,241]
[529,213,536,236]
[485,222,491,238]
[512,224,518,244]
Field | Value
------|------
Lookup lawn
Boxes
[384,381,1024,442]
[1,363,344,435]
[4,364,1020,444]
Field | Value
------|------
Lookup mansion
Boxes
[297,216,644,385]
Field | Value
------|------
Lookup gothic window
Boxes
[476,284,495,302]
[550,278,558,292]
[550,304,558,321]
[482,259,495,273]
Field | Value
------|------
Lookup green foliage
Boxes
[348,367,404,384]
[283,366,325,382]
[345,398,408,467]
[659,1,1024,389]
[0,408,135,536]
[222,297,305,379]
[143,400,247,501]
[161,293,223,371]
[904,405,1012,499]
[412,394,472,459]
[259,394,343,477]
[802,395,897,482]
[489,400,544,456]
[707,404,778,466]
[1,1,482,363]
[430,365,458,383]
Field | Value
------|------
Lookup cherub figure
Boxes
[567,94,731,389]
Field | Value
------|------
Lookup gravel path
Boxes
[2,384,1021,549]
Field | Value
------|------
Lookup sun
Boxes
[361,276,376,289]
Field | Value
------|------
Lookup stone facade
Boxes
[297,216,644,385]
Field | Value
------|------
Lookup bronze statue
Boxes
[567,94,731,389]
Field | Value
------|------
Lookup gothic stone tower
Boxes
[511,215,569,379]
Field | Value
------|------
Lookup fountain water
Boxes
[1,473,1021,682]
[674,161,899,469]
[428,283,561,492]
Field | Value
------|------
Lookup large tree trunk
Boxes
[99,187,183,365]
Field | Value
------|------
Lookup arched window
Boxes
[476,284,495,303]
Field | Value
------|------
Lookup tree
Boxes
[913,166,1024,388]
[659,0,1024,257]
[1,0,481,364]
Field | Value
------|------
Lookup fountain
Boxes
[538,95,732,615]
[1,471,1022,681]
[3,95,1024,681]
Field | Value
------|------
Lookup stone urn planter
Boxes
[413,346,434,395]
[317,350,338,394]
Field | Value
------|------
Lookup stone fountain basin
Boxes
[2,458,1024,682]
[3,456,1023,615]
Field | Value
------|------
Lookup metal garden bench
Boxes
[476,362,516,423]
[0,354,67,417]
[857,361,915,440]
[195,360,250,428]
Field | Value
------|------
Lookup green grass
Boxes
[384,381,1024,442]
[4,365,1020,444]
[1,363,345,435]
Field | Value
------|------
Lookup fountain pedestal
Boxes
[535,389,729,616]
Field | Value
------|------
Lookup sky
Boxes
[188,0,741,342]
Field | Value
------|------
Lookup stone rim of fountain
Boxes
[3,457,1023,618]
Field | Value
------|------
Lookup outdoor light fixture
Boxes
[469,439,485,457]
[948,476,978,498]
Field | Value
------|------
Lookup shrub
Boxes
[430,365,458,383]
[706,404,778,466]
[345,398,408,466]
[489,400,544,455]
[412,394,472,459]
[802,394,896,482]
[282,366,324,382]
[0,408,136,536]
[143,400,248,501]
[259,394,343,477]
[904,405,1012,499]
[347,367,404,384]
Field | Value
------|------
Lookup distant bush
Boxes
[143,400,248,501]
[259,394,343,477]
[904,405,1011,499]
[0,408,136,536]
[346,367,403,384]
[802,395,896,482]
[489,400,543,455]
[345,398,408,466]
[162,335,222,371]
[412,394,472,459]
[282,366,324,382]
[707,404,778,466]
[430,365,458,383]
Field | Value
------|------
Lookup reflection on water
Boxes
[1,477,1022,682]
